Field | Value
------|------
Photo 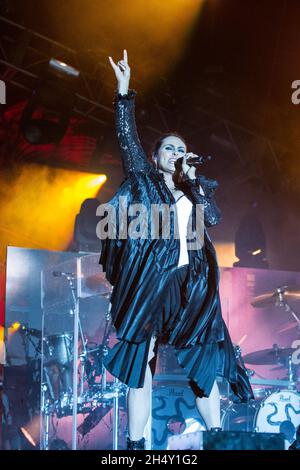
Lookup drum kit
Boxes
[39,257,127,450]
[221,284,300,449]
[25,266,300,449]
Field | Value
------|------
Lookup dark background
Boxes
[0,0,300,271]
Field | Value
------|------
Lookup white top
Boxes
[175,195,193,267]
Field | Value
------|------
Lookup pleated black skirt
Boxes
[104,257,253,401]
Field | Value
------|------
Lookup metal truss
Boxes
[0,15,114,124]
[0,15,296,196]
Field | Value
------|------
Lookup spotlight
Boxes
[11,322,21,331]
[20,415,40,448]
[20,426,37,448]
[21,58,80,144]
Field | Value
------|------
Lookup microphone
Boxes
[187,155,212,165]
[52,271,75,278]
[175,155,212,169]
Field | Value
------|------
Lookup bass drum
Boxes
[221,401,258,432]
[152,385,206,450]
[221,387,275,432]
[254,390,300,449]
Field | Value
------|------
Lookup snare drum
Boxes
[254,390,300,448]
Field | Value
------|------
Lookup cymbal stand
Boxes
[234,345,253,431]
[100,301,125,450]
[287,354,296,390]
[101,306,111,396]
[276,288,300,333]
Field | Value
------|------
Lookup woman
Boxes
[99,50,253,450]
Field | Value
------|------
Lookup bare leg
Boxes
[127,336,156,441]
[195,380,221,429]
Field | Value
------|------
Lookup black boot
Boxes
[126,436,145,450]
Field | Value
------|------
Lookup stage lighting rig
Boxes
[20,59,80,144]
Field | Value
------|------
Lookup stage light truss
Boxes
[0,15,297,197]
[0,15,114,125]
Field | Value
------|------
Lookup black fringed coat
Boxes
[99,90,253,400]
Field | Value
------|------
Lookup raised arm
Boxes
[109,50,152,177]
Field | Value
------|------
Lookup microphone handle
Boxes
[186,155,212,165]
[176,156,211,167]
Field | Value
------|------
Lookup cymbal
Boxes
[243,347,296,365]
[84,272,112,293]
[251,285,300,308]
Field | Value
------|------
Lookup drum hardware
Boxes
[251,285,300,333]
[20,325,42,339]
[84,272,113,298]
[243,345,297,366]
[221,339,300,445]
[234,344,254,379]
[243,344,298,392]
[89,380,127,402]
[41,269,84,449]
[41,260,125,450]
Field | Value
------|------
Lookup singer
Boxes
[99,50,253,450]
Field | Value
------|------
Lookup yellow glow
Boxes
[215,242,239,267]
[20,415,40,447]
[0,325,5,365]
[60,0,205,89]
[0,164,106,258]
[20,427,37,447]
[7,321,21,339]
[86,174,107,189]
[252,249,262,256]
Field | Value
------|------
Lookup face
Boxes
[154,136,187,174]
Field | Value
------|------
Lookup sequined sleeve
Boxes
[114,89,152,177]
[182,176,221,227]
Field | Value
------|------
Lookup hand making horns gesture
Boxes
[108,49,131,85]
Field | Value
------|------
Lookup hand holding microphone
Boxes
[180,154,197,179]
[175,153,211,169]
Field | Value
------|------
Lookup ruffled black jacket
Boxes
[99,89,254,401]
[99,89,224,348]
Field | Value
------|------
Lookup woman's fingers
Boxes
[109,51,130,81]
[108,56,118,71]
